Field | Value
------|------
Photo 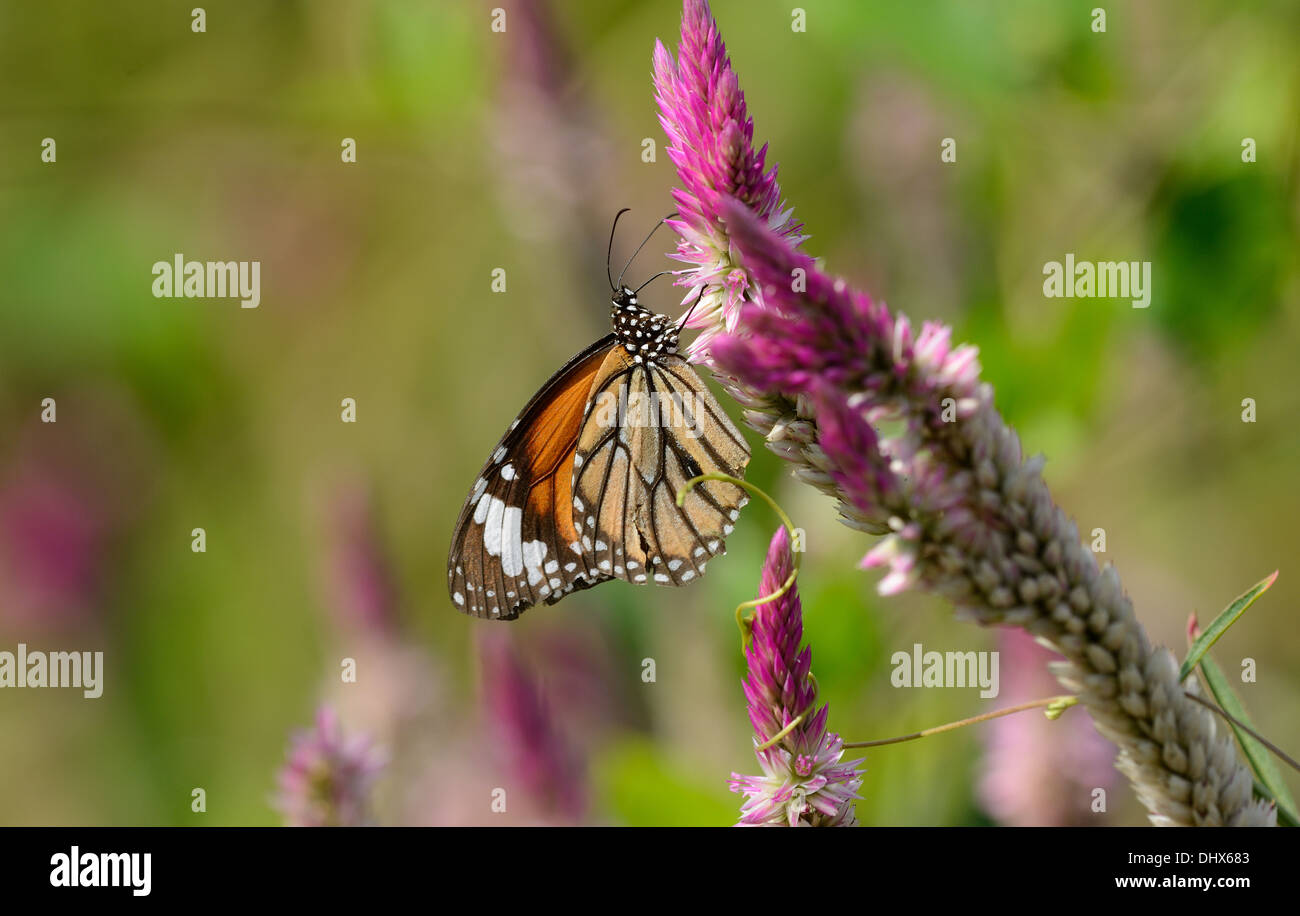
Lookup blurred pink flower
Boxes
[275,706,387,827]
[489,0,615,248]
[979,629,1118,826]
[0,392,154,631]
[322,480,399,638]
[0,469,104,628]
[479,631,585,823]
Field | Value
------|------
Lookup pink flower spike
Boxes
[729,527,863,826]
[654,0,804,363]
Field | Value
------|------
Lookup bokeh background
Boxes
[1,0,1297,826]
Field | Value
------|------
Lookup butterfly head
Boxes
[611,286,679,365]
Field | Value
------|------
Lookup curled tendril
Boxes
[676,472,800,650]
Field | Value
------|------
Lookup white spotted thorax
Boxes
[611,286,679,365]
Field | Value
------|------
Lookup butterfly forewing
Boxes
[447,336,616,619]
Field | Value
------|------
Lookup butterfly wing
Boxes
[447,335,617,619]
[571,350,750,586]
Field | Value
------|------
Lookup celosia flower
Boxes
[479,632,585,822]
[657,0,1273,827]
[729,527,863,826]
[275,706,386,827]
[708,198,1271,827]
[653,0,804,361]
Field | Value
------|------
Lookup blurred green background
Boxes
[1,0,1297,826]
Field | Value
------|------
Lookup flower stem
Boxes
[843,695,1078,749]
[1182,690,1300,774]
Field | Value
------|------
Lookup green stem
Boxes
[843,695,1078,749]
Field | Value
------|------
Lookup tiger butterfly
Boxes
[447,211,751,620]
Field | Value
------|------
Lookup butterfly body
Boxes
[447,285,750,620]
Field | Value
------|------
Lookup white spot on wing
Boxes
[482,497,506,555]
[522,540,548,586]
[473,492,492,525]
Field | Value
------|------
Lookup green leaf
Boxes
[1179,571,1278,682]
[1197,652,1298,825]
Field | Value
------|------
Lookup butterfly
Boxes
[447,210,751,620]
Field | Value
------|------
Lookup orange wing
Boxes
[447,335,617,619]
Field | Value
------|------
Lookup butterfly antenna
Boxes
[676,285,707,329]
[607,207,631,292]
[616,211,679,289]
[633,270,676,295]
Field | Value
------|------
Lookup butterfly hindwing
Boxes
[572,348,750,588]
[447,335,617,619]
